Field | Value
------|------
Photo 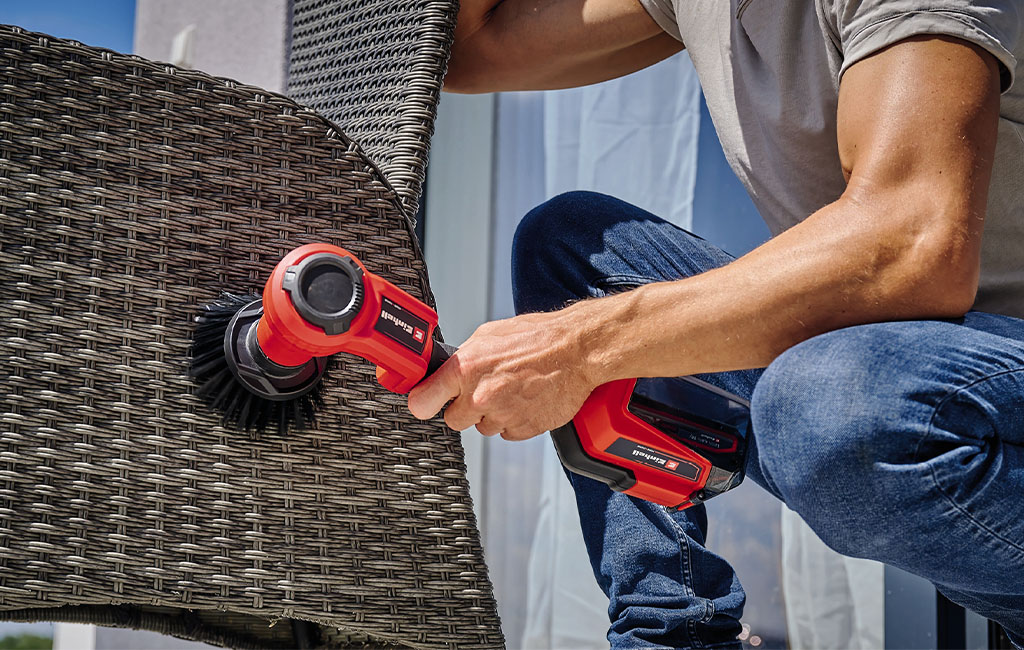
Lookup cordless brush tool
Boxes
[189,243,453,432]
[190,243,749,508]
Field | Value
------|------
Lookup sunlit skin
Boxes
[409,0,1002,440]
[444,0,682,93]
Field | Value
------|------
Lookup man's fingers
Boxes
[407,358,461,420]
[443,396,482,432]
[474,416,503,437]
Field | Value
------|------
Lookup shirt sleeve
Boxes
[638,0,683,42]
[834,0,1021,92]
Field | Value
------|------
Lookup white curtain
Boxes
[541,53,701,230]
[781,506,885,649]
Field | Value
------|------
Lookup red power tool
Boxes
[194,243,748,508]
[189,242,456,433]
[550,376,749,510]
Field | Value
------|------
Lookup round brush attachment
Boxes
[189,244,369,433]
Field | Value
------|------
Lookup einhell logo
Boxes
[631,448,679,472]
[606,438,702,481]
[380,308,416,336]
[632,448,668,466]
[375,297,430,354]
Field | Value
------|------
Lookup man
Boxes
[409,0,1024,646]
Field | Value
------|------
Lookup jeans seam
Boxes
[918,367,1024,559]
[660,508,706,648]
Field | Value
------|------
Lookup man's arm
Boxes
[445,0,683,93]
[410,35,1001,439]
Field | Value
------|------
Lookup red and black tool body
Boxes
[212,243,453,415]
[201,242,748,508]
[255,243,451,392]
[551,376,750,510]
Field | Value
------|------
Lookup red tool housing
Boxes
[551,376,749,509]
[256,243,444,393]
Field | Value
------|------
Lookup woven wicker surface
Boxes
[288,0,457,218]
[0,24,502,649]
[3,605,415,649]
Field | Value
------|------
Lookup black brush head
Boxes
[189,293,330,433]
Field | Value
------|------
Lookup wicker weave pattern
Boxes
[0,25,502,649]
[288,0,457,217]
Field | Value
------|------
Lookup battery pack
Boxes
[551,376,750,509]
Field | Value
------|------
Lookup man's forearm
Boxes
[576,192,981,385]
[407,186,981,438]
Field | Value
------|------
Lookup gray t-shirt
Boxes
[638,0,1023,318]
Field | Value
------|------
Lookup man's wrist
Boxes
[568,285,647,387]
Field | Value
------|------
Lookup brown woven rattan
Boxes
[0,24,502,649]
[288,0,458,218]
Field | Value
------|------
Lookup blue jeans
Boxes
[510,191,1024,649]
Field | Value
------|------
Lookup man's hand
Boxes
[445,0,683,93]
[407,305,602,440]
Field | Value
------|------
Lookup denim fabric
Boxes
[511,191,1024,649]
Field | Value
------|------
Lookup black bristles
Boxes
[188,293,329,434]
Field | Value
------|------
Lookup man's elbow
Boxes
[899,226,980,319]
[443,56,495,94]
[916,270,978,319]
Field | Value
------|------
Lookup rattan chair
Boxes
[0,10,503,650]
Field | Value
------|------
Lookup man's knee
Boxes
[750,324,939,556]
[514,189,604,244]
[511,191,616,314]
[511,190,735,318]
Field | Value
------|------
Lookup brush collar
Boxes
[224,299,327,401]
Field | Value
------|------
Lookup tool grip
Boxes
[426,340,457,379]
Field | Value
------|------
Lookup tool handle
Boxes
[425,340,457,379]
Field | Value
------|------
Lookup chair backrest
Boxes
[288,0,458,218]
[0,24,502,649]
